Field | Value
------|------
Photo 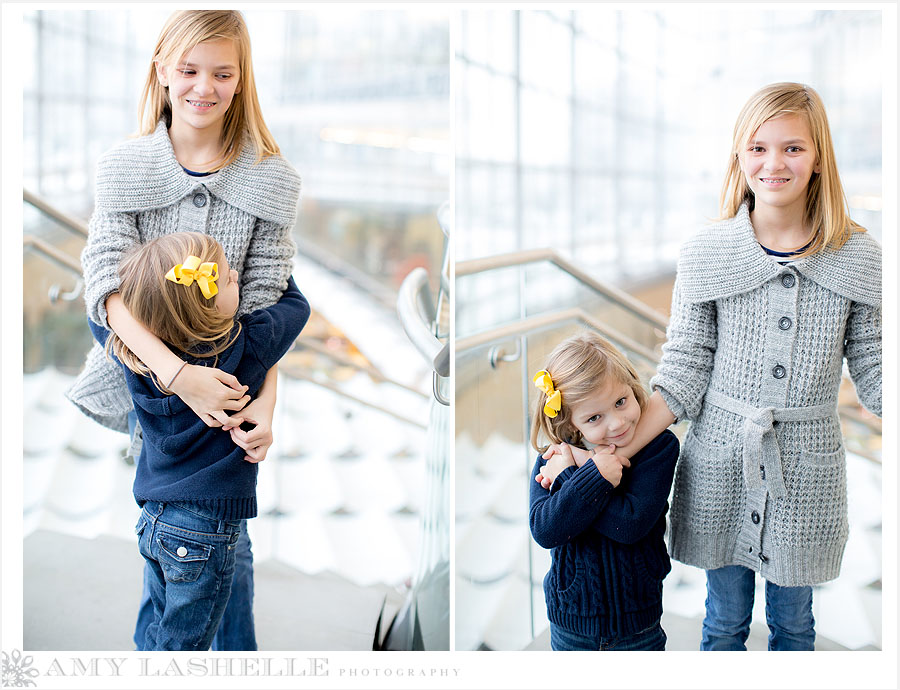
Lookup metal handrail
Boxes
[456,307,659,365]
[23,189,89,238]
[457,248,669,332]
[293,338,428,399]
[279,365,426,429]
[397,267,450,379]
[23,235,82,275]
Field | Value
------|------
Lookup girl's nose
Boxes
[193,76,214,96]
[764,151,785,171]
[607,415,624,434]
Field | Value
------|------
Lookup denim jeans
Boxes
[701,565,815,651]
[129,412,257,651]
[134,501,244,651]
[550,621,667,651]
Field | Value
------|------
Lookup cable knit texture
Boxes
[66,121,301,432]
[650,203,882,587]
[89,278,309,520]
[529,431,679,638]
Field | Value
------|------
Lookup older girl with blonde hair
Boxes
[68,10,302,650]
[544,82,882,650]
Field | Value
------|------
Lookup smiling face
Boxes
[156,39,241,139]
[568,378,642,449]
[739,113,820,218]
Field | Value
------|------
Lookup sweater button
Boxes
[781,273,795,288]
[778,317,792,330]
[176,546,188,557]
[193,193,207,207]
[772,365,786,379]
[751,511,760,524]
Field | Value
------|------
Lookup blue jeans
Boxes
[128,412,257,651]
[550,621,667,651]
[701,565,815,651]
[135,501,244,651]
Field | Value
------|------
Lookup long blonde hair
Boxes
[530,332,648,453]
[106,232,241,394]
[137,10,280,167]
[719,82,864,257]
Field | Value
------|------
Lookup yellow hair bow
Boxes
[165,255,219,299]
[533,369,562,418]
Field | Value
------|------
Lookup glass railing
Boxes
[457,250,668,359]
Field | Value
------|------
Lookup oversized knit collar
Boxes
[93,120,300,226]
[677,203,881,307]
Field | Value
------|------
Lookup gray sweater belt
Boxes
[703,390,837,499]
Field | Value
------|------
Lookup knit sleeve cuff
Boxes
[549,465,577,494]
[567,458,613,505]
[651,382,687,424]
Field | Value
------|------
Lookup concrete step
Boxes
[24,530,395,651]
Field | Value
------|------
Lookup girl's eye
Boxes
[178,69,195,76]
[786,146,802,153]
[749,145,764,153]
[615,397,626,408]
[216,74,232,80]
[587,414,601,424]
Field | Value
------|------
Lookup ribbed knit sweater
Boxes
[89,277,310,520]
[650,203,882,587]
[67,121,301,433]
[529,430,679,638]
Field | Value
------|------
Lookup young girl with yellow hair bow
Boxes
[529,332,679,651]
[89,232,309,650]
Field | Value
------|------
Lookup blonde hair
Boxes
[719,82,864,257]
[137,10,280,168]
[106,232,241,394]
[529,332,648,453]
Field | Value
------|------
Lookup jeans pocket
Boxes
[156,532,214,584]
[135,515,147,536]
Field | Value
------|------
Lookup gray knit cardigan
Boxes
[66,121,301,433]
[650,203,881,587]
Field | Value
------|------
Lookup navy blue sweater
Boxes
[529,430,679,638]
[90,277,310,520]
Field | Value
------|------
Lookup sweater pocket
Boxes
[672,431,742,535]
[778,447,848,545]
[550,543,584,601]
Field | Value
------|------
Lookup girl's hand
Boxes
[542,442,593,467]
[592,445,631,487]
[170,364,250,427]
[223,396,275,463]
[535,443,578,489]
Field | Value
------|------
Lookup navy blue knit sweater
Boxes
[529,430,679,638]
[89,277,310,520]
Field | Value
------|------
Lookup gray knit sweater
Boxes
[66,121,301,433]
[650,203,881,587]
